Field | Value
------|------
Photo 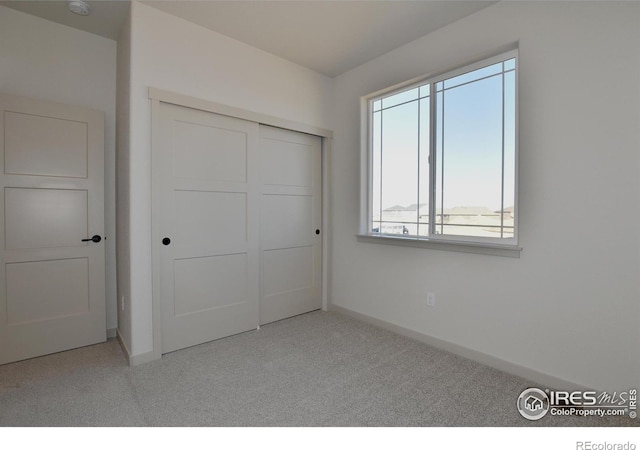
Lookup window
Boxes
[364,50,518,249]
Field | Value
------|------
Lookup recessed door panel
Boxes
[6,258,89,325]
[174,190,247,251]
[174,254,249,317]
[173,120,247,183]
[4,111,88,178]
[262,246,313,297]
[5,188,87,250]
[261,138,312,187]
[261,194,313,250]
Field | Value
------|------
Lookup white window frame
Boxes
[358,49,521,257]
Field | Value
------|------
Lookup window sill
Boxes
[356,234,522,258]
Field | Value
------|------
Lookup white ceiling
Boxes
[0,0,495,77]
[0,0,130,40]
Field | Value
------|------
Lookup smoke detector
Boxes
[68,1,90,16]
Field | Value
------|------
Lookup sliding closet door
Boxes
[155,102,323,353]
[157,103,260,353]
[259,125,322,325]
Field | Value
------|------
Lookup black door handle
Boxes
[82,235,102,243]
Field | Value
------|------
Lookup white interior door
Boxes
[157,103,260,354]
[0,93,105,365]
[259,125,322,325]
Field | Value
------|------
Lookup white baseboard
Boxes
[116,328,160,366]
[330,304,588,392]
[130,350,159,366]
[116,328,132,364]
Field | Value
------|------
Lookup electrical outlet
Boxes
[121,295,125,311]
[426,292,436,307]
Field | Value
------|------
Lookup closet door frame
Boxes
[149,88,332,362]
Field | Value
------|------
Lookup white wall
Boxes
[124,2,333,356]
[330,1,640,391]
[116,6,132,349]
[0,6,118,332]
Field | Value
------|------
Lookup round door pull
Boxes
[315,229,320,235]
[162,237,171,246]
[82,235,102,243]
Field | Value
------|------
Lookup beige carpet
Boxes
[0,311,635,426]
